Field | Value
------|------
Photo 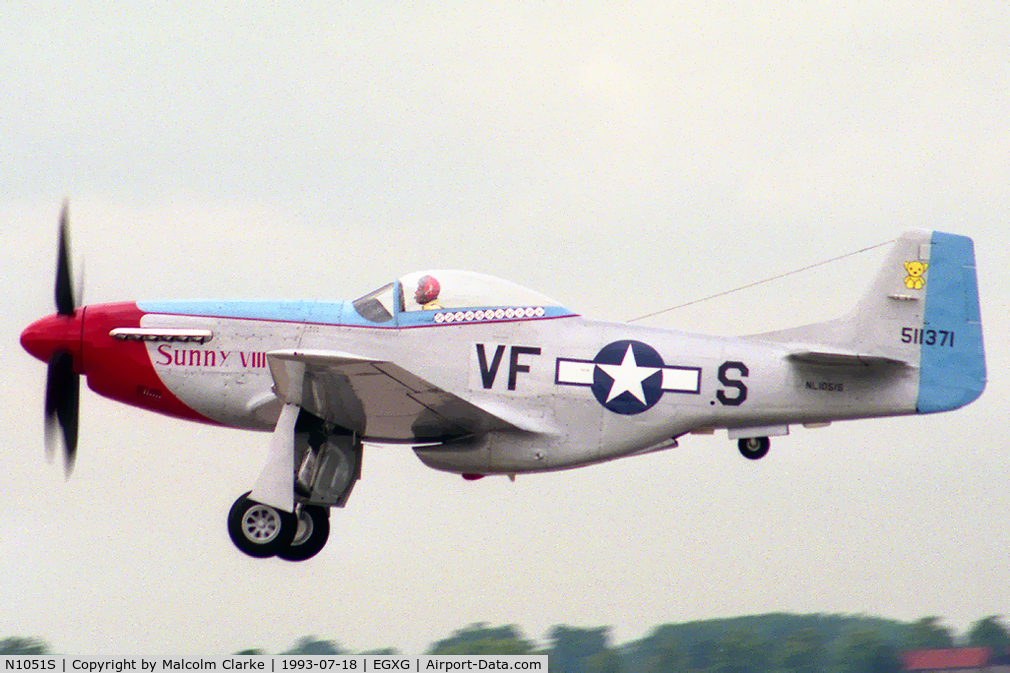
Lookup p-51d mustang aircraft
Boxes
[21,208,986,561]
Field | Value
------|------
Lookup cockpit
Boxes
[351,270,575,326]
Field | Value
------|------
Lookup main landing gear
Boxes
[227,413,361,562]
[227,493,332,561]
[737,436,770,460]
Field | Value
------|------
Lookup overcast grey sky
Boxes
[3,1,1009,655]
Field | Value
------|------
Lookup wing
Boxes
[267,349,518,442]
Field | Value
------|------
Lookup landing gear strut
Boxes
[738,436,770,460]
[227,412,362,561]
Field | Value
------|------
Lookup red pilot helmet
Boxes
[415,275,441,304]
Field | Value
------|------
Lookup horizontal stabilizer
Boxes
[787,349,908,368]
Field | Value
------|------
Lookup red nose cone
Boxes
[20,311,85,366]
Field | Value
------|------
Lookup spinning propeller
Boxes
[26,203,84,475]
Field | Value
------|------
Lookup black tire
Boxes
[277,505,330,562]
[227,491,297,558]
[738,437,770,460]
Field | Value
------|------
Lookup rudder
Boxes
[916,231,986,413]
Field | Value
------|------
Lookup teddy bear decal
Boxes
[903,260,928,289]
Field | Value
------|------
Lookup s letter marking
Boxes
[716,361,749,406]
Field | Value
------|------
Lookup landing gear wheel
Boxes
[738,437,770,460]
[277,505,330,562]
[227,491,297,558]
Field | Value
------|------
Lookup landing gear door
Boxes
[296,431,362,508]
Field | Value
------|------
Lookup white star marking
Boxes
[596,344,660,404]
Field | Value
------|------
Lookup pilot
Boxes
[415,275,442,310]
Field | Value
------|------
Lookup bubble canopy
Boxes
[352,270,575,325]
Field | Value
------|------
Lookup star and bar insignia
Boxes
[555,340,701,414]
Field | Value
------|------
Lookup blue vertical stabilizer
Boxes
[917,232,986,413]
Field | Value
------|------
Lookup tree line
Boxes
[4,613,1009,672]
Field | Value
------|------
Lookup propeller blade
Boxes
[55,201,75,316]
[40,203,83,476]
[44,350,79,475]
[44,364,59,464]
[60,370,80,475]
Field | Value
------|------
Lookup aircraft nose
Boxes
[20,311,85,366]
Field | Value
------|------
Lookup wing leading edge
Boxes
[267,349,520,442]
